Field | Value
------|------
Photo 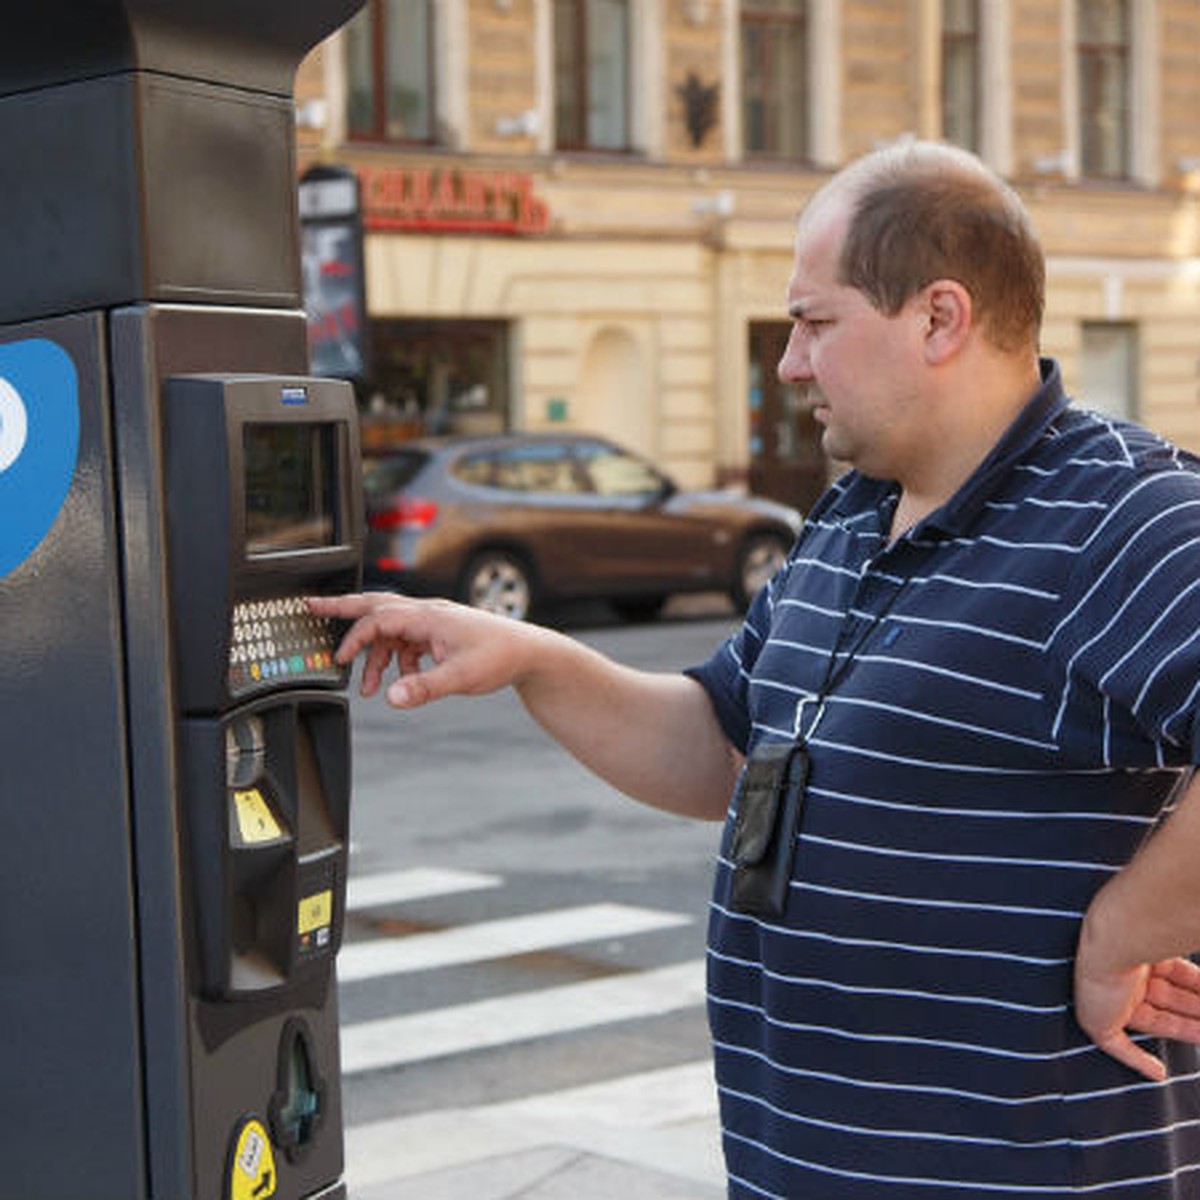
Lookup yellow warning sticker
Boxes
[298,889,333,936]
[233,788,284,844]
[228,1117,276,1200]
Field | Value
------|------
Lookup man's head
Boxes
[780,140,1047,494]
[806,139,1045,355]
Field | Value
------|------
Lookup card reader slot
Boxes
[180,692,350,999]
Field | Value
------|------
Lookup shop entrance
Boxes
[747,322,828,512]
[362,318,510,449]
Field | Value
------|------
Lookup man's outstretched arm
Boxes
[309,592,741,822]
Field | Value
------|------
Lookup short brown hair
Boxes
[828,141,1044,353]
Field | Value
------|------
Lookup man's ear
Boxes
[920,280,972,364]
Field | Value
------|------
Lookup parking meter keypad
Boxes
[228,596,341,697]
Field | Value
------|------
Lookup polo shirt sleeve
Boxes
[685,573,775,755]
[1049,466,1200,764]
[685,482,842,755]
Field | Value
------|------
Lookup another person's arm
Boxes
[309,592,740,821]
[1075,769,1200,1080]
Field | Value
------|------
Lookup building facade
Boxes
[294,0,1200,512]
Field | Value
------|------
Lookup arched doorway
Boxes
[576,326,650,450]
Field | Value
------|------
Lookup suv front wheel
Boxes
[458,550,536,621]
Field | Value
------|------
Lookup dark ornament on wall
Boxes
[676,72,720,149]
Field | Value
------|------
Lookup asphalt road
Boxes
[338,596,742,1134]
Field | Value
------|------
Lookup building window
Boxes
[741,0,808,160]
[1081,321,1138,418]
[363,320,511,444]
[345,0,436,143]
[1077,0,1130,179]
[554,0,631,151]
[941,0,979,151]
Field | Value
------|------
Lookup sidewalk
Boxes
[344,1061,726,1200]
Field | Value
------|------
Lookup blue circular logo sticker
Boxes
[0,339,80,580]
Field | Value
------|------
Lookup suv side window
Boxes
[575,441,665,497]
[451,452,497,487]
[491,444,584,494]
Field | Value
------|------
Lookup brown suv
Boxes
[363,432,803,621]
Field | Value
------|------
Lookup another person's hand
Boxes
[308,592,546,709]
[1074,951,1200,1081]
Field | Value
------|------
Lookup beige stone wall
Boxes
[294,39,329,160]
[841,0,922,158]
[364,228,721,484]
[663,0,726,162]
[1160,0,1200,186]
[1044,261,1200,445]
[1010,1,1064,177]
[467,0,540,155]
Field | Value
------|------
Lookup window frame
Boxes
[344,0,438,146]
[1080,320,1139,420]
[940,0,981,152]
[1076,0,1131,180]
[553,0,633,153]
[739,0,810,163]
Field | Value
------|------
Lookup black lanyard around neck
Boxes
[792,558,909,743]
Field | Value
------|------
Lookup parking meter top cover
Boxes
[0,0,368,99]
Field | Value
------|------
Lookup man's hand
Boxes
[307,592,545,709]
[1075,947,1200,1081]
[1071,770,1200,1082]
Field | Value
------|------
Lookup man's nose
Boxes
[778,325,812,384]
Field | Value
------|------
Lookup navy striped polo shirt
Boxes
[690,360,1200,1197]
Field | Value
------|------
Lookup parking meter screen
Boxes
[244,424,335,554]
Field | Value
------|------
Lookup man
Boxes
[312,140,1200,1196]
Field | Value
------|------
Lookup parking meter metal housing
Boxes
[0,4,365,1199]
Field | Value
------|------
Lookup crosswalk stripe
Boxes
[343,1060,722,1191]
[338,902,691,982]
[346,866,501,911]
[340,958,707,1075]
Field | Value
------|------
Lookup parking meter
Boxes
[0,4,364,1199]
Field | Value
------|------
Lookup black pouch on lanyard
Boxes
[728,740,809,917]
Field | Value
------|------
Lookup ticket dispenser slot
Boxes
[163,374,362,1004]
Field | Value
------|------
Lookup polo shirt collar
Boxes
[924,357,1068,538]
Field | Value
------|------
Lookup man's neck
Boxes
[888,491,937,541]
[888,355,1044,542]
